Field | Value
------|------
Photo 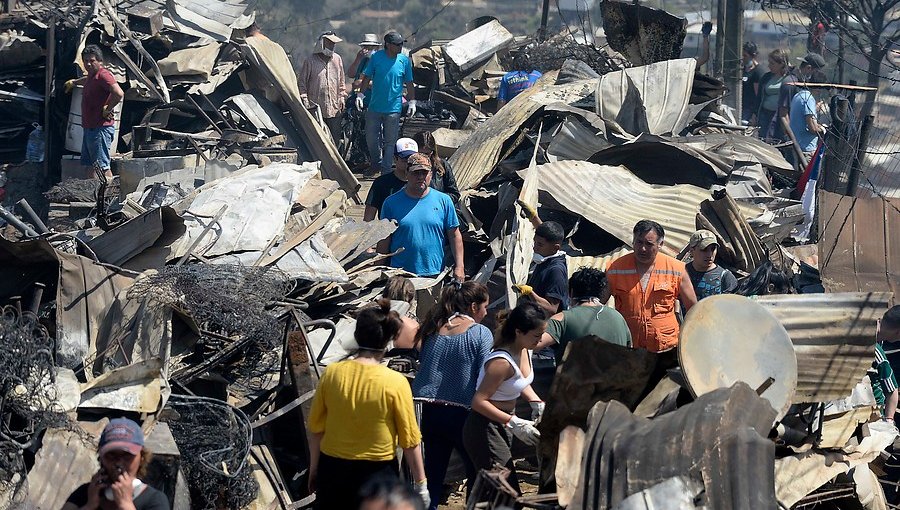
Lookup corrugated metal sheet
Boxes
[547,116,611,162]
[321,218,397,264]
[534,161,763,256]
[566,247,632,277]
[595,59,698,137]
[165,0,254,41]
[755,292,892,402]
[818,190,900,300]
[570,382,777,510]
[450,71,598,191]
[21,427,100,509]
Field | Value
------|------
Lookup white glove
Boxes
[529,400,545,424]
[355,92,365,111]
[507,415,540,446]
[414,479,430,508]
[407,99,417,117]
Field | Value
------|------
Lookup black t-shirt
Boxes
[527,254,570,311]
[742,64,765,114]
[67,482,170,510]
[430,158,461,203]
[686,264,738,301]
[365,172,406,217]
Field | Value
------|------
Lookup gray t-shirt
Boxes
[686,264,738,300]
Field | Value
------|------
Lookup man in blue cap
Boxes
[356,31,415,178]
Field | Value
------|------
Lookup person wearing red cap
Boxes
[63,417,169,510]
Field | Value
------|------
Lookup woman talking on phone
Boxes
[63,417,168,510]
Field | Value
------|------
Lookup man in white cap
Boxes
[298,31,347,146]
[364,137,417,221]
[356,31,415,177]
[685,229,737,300]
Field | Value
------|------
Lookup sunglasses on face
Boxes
[410,169,430,176]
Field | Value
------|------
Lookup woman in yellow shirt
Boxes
[307,300,428,508]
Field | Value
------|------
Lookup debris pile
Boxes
[0,0,897,509]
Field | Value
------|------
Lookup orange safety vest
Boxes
[607,252,685,352]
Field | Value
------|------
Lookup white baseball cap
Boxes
[395,138,418,158]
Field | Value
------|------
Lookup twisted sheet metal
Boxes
[533,161,763,255]
[755,292,892,402]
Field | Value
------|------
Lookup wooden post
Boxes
[44,16,55,178]
[846,115,874,197]
[837,12,847,83]
[715,0,725,77]
[538,0,551,43]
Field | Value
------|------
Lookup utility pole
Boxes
[539,0,551,42]
[837,11,847,83]
[722,0,743,116]
[715,0,725,77]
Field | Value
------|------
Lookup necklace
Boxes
[447,312,474,327]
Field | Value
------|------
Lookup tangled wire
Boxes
[163,394,258,509]
[128,264,292,347]
[0,306,69,492]
[127,265,293,385]
[503,33,626,76]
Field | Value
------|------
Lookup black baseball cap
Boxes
[384,31,404,46]
[798,53,826,69]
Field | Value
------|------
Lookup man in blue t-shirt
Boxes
[377,153,465,280]
[789,84,824,154]
[497,70,542,108]
[356,31,415,177]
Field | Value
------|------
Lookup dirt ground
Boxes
[437,460,540,509]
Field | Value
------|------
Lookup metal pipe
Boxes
[16,199,49,234]
[29,283,45,315]
[0,205,38,237]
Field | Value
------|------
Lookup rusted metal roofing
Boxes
[818,190,900,300]
[533,161,763,256]
[570,382,777,510]
[755,292,892,402]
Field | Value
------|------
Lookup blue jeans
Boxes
[365,110,400,174]
[80,125,115,170]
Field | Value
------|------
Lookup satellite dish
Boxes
[678,294,797,421]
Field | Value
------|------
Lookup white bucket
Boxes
[65,85,123,154]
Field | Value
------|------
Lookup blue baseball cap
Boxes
[99,418,144,456]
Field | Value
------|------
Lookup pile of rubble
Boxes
[0,0,897,508]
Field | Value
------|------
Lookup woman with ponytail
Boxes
[411,281,491,509]
[308,300,429,509]
[463,301,547,495]
[412,130,460,203]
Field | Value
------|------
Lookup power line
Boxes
[409,0,455,38]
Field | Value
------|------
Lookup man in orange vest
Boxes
[607,220,697,352]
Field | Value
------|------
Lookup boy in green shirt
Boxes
[534,267,632,365]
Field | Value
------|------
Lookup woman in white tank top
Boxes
[462,301,547,497]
